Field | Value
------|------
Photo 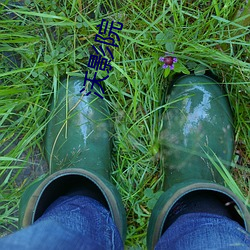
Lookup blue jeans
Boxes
[156,213,250,250]
[0,196,249,249]
[0,196,123,250]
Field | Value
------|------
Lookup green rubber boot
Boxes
[147,75,250,249]
[19,77,127,242]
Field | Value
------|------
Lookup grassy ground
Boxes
[0,0,249,248]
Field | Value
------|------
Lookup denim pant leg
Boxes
[155,212,250,250]
[0,196,123,250]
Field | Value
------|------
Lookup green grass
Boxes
[0,0,250,248]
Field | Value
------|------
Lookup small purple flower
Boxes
[159,53,177,70]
